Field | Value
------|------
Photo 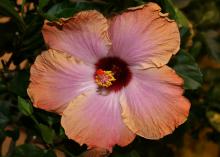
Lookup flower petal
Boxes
[27,49,95,114]
[42,11,111,64]
[109,3,180,69]
[61,90,135,151]
[120,66,190,139]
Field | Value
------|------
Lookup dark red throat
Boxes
[95,57,132,92]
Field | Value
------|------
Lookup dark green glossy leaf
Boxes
[203,69,220,83]
[163,0,190,28]
[189,41,202,59]
[38,123,55,144]
[0,0,25,32]
[0,83,6,93]
[18,96,33,116]
[202,30,220,62]
[39,0,50,10]
[0,113,8,129]
[44,1,76,20]
[12,144,44,157]
[173,0,191,9]
[206,110,220,132]
[44,1,100,20]
[173,50,203,90]
[129,150,140,157]
[0,22,17,53]
[12,144,56,157]
[36,110,60,126]
[0,130,6,142]
[199,2,220,27]
[5,128,19,141]
[0,101,11,129]
[112,150,140,157]
[8,70,29,97]
[43,149,57,157]
[208,83,220,103]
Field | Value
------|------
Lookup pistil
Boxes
[95,69,116,87]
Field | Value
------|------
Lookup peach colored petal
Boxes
[109,3,180,69]
[27,49,96,114]
[42,11,111,64]
[61,90,135,151]
[120,66,190,139]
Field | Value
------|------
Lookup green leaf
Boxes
[36,110,60,126]
[0,22,17,53]
[173,50,203,90]
[189,41,202,59]
[43,149,57,157]
[0,0,25,32]
[0,113,9,129]
[5,128,19,141]
[203,69,220,83]
[0,101,11,129]
[130,150,140,157]
[198,2,220,27]
[112,150,140,157]
[208,83,220,104]
[44,1,76,20]
[12,144,44,157]
[201,30,220,62]
[173,0,191,9]
[18,96,33,116]
[44,1,98,20]
[38,124,55,144]
[8,70,29,97]
[163,0,190,28]
[39,0,50,10]
[206,110,220,132]
[12,144,56,157]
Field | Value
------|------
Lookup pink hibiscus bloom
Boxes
[28,3,190,152]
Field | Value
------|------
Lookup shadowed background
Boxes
[0,0,220,157]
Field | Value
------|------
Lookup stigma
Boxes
[95,69,116,87]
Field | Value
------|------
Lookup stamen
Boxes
[95,69,116,87]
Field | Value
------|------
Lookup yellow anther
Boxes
[95,69,116,87]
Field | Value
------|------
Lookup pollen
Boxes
[95,69,116,87]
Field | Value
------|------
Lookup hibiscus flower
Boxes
[28,2,190,152]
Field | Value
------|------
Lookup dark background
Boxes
[0,0,220,157]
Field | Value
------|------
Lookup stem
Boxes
[30,115,40,126]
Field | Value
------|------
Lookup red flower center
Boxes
[94,57,132,92]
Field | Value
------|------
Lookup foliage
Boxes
[0,0,220,157]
